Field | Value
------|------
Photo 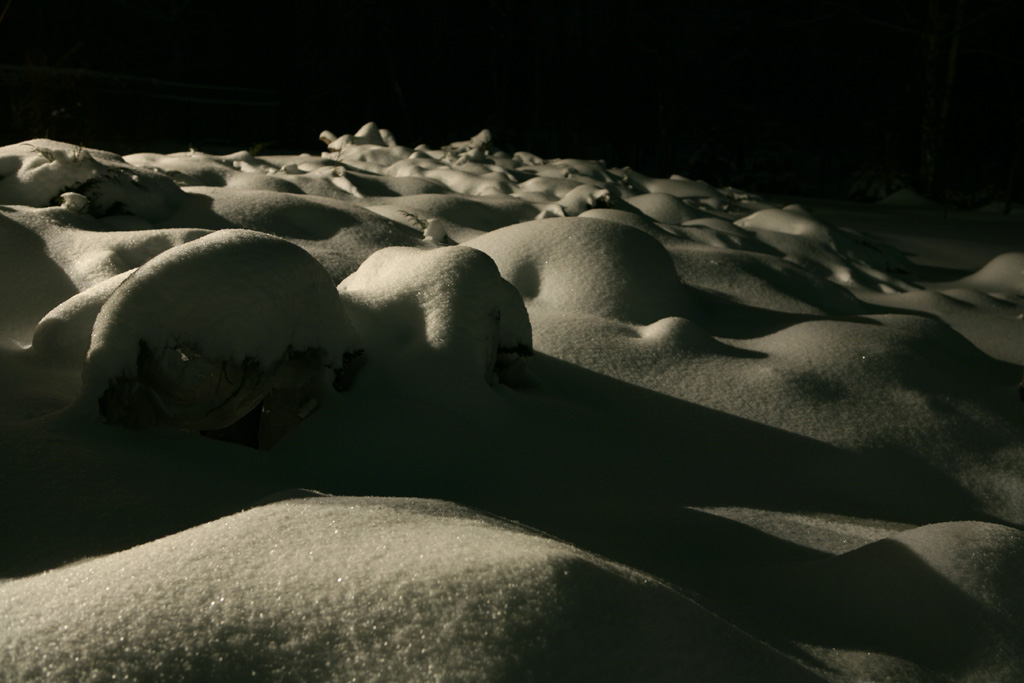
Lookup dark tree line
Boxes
[0,0,1020,206]
[817,0,1021,207]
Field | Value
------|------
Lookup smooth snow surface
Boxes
[1,127,1023,682]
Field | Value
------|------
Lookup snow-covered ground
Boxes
[1,124,1022,682]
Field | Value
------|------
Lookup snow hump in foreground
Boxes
[0,496,824,683]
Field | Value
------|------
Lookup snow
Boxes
[1,124,1023,682]
[338,245,531,386]
[468,216,695,325]
[0,139,185,222]
[73,229,361,443]
[0,496,822,682]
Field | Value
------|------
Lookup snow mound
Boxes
[467,216,696,324]
[339,245,532,386]
[77,230,360,444]
[876,187,942,208]
[166,187,425,280]
[3,123,1024,682]
[758,521,1024,679]
[0,139,185,222]
[951,252,1024,297]
[0,208,80,346]
[666,247,867,316]
[735,206,834,239]
[357,193,538,238]
[720,312,1022,469]
[0,496,821,683]
[624,191,707,224]
[728,208,916,292]
[622,168,726,208]
[31,270,134,369]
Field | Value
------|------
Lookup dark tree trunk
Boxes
[919,0,966,198]
[1005,116,1022,213]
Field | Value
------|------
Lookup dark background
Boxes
[0,0,1020,204]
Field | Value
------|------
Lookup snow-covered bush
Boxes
[338,245,532,387]
[0,139,185,221]
[76,229,360,448]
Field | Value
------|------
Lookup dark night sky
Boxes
[0,0,1020,201]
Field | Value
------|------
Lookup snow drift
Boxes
[1,126,1023,682]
